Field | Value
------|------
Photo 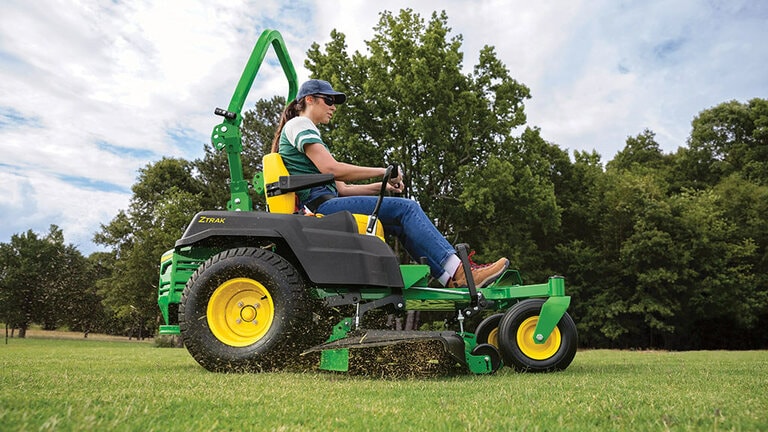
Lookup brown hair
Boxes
[270,97,307,153]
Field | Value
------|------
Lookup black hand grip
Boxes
[389,164,399,179]
[382,165,397,190]
[214,108,237,120]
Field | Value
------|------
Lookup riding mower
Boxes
[156,30,577,376]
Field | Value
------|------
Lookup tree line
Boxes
[1,9,766,349]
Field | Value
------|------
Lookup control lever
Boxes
[366,164,398,235]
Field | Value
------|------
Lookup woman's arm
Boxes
[305,142,385,182]
[336,181,378,196]
[336,180,404,196]
[305,142,404,195]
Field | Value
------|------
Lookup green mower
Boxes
[157,29,577,376]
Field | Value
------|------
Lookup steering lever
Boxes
[366,164,399,235]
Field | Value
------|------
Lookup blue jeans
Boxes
[316,196,456,277]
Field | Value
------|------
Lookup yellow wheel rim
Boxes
[516,316,561,360]
[207,278,275,347]
[487,327,500,349]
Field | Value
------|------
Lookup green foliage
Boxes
[306,9,530,246]
[94,158,205,336]
[676,98,768,187]
[607,129,667,172]
[298,9,766,349]
[557,118,768,348]
[0,226,103,337]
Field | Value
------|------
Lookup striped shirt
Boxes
[278,116,337,202]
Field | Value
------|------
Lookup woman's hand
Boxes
[387,168,404,193]
[385,180,403,193]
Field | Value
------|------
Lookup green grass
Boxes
[1,337,766,431]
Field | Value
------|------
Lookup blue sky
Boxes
[0,0,766,254]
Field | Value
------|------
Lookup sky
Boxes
[1,0,766,255]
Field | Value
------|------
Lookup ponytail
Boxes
[271,98,306,152]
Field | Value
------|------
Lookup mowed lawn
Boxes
[1,334,766,431]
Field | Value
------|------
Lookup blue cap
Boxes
[297,79,346,104]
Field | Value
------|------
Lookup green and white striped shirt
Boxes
[278,116,337,202]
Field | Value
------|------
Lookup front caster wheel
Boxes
[497,299,577,372]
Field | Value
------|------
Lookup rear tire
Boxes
[497,299,577,372]
[179,247,318,372]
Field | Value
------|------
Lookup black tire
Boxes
[470,343,503,374]
[179,247,319,372]
[475,313,504,349]
[497,299,577,372]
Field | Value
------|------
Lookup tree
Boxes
[667,100,768,348]
[63,252,114,336]
[559,124,767,349]
[460,128,563,277]
[94,158,204,337]
[664,188,760,348]
[0,229,53,337]
[304,8,531,260]
[592,170,671,346]
[552,150,610,346]
[0,225,93,337]
[676,98,768,188]
[607,129,667,173]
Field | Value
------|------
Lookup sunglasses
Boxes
[314,94,335,106]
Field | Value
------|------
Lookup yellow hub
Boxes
[487,327,500,349]
[207,278,275,347]
[516,316,561,360]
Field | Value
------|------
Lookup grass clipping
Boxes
[346,340,464,379]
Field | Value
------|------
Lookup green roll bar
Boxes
[210,29,298,211]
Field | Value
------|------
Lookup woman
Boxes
[271,79,508,288]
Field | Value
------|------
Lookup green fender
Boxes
[532,295,571,344]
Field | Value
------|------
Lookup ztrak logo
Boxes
[198,216,226,224]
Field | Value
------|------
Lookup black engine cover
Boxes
[176,210,403,288]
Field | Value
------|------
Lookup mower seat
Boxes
[261,153,385,240]
[262,152,333,214]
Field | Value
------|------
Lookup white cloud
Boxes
[1,0,766,254]
[0,168,130,252]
